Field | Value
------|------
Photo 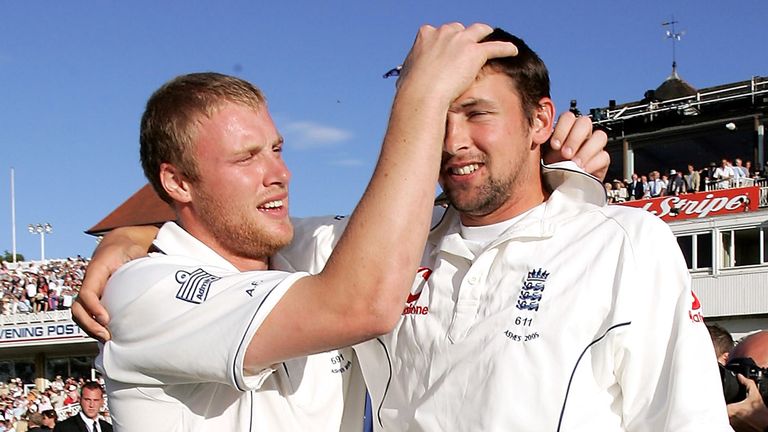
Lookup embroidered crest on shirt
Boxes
[175,268,220,304]
[402,267,432,315]
[503,268,548,343]
[516,268,549,312]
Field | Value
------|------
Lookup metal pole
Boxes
[40,231,45,262]
[758,122,765,173]
[10,168,16,263]
[623,139,634,180]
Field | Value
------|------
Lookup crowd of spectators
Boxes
[0,258,89,316]
[604,158,765,204]
[0,376,108,431]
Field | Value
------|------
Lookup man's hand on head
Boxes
[395,23,518,108]
[545,112,609,181]
[72,225,159,342]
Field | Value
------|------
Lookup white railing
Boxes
[593,76,768,125]
[0,309,72,325]
[701,180,768,207]
[56,403,81,421]
[705,177,758,191]
[762,187,768,208]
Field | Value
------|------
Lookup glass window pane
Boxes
[735,228,760,267]
[14,359,36,383]
[676,235,693,269]
[722,231,733,268]
[697,233,713,269]
[45,358,69,381]
[70,356,94,380]
[764,228,768,263]
[0,361,13,384]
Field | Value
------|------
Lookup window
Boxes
[720,227,761,268]
[0,359,36,384]
[698,233,713,269]
[45,356,95,381]
[763,228,768,263]
[677,235,692,268]
[45,358,69,381]
[676,232,713,270]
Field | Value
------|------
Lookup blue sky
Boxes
[1,0,766,259]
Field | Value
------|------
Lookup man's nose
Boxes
[265,155,291,186]
[443,118,471,156]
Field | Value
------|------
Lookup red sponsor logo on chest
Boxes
[403,267,432,315]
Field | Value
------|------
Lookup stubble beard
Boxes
[445,168,519,217]
[195,187,293,261]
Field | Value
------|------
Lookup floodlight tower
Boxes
[28,223,53,261]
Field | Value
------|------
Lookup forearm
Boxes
[98,225,159,258]
[314,24,509,329]
[72,224,160,341]
[244,89,448,370]
[245,24,517,369]
[318,88,447,329]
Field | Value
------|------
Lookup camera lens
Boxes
[720,363,747,403]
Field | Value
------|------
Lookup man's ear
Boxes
[531,98,555,146]
[159,163,193,204]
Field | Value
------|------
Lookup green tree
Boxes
[1,250,24,262]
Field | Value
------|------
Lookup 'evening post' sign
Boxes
[0,321,91,347]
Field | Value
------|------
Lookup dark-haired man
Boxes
[74,25,719,431]
[708,323,735,365]
[276,29,730,430]
[53,382,112,432]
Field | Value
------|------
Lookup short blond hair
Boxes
[140,72,267,203]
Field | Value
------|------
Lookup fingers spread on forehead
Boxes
[443,22,467,31]
[463,23,519,59]
[463,22,491,35]
[481,41,518,60]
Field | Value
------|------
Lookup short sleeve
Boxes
[98,258,309,392]
[614,216,731,431]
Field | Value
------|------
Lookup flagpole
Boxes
[11,168,17,263]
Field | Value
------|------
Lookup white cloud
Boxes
[329,158,366,167]
[284,121,353,149]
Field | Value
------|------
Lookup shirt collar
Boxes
[428,161,606,256]
[152,222,239,273]
[79,411,99,430]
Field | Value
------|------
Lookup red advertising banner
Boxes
[618,187,759,221]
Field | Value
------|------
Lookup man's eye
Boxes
[468,111,489,118]
[237,153,255,163]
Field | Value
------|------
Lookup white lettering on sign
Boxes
[620,187,757,222]
[0,322,88,344]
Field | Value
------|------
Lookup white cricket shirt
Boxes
[97,222,366,431]
[278,162,733,432]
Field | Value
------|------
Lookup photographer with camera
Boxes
[725,330,768,432]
